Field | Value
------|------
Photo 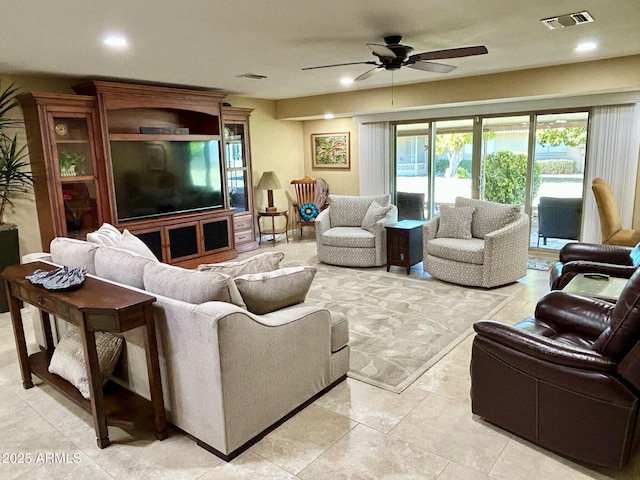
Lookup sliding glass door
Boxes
[532,112,588,248]
[395,123,429,220]
[393,109,589,250]
[433,119,474,215]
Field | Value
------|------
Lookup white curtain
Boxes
[582,103,640,243]
[359,122,391,195]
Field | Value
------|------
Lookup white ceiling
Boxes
[2,0,639,100]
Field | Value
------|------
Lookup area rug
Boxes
[527,258,556,271]
[282,257,513,393]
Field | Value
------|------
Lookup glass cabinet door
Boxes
[224,123,249,212]
[49,114,101,237]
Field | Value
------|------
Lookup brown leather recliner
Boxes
[471,268,640,468]
[549,242,640,290]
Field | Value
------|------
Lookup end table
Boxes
[386,220,426,275]
[257,210,289,245]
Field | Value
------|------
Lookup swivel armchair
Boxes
[471,268,640,468]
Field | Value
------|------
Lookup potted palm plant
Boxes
[0,82,33,312]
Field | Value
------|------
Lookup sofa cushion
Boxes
[427,238,486,265]
[329,194,391,227]
[321,227,376,248]
[361,202,393,233]
[455,197,521,239]
[115,230,159,260]
[197,251,284,277]
[234,266,317,315]
[94,246,156,289]
[86,223,122,246]
[330,311,349,352]
[436,205,475,240]
[48,325,123,399]
[144,262,245,306]
[50,237,98,274]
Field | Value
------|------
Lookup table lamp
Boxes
[257,171,281,212]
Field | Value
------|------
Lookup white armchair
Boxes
[423,197,529,288]
[316,194,398,267]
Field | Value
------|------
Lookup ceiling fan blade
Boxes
[302,61,378,71]
[354,67,382,81]
[366,43,397,58]
[410,45,488,62]
[407,61,457,74]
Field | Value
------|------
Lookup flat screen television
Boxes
[110,140,224,222]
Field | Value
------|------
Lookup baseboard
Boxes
[196,374,347,462]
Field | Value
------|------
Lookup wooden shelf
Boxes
[109,133,219,142]
[60,175,95,183]
[55,139,90,144]
[29,349,153,427]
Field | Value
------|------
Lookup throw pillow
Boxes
[436,205,475,239]
[234,266,317,315]
[48,325,123,399]
[86,223,122,246]
[361,201,393,232]
[197,251,285,277]
[299,203,319,222]
[455,197,521,239]
[49,237,98,275]
[115,230,159,261]
[144,262,245,307]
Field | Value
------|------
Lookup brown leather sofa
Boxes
[471,268,640,468]
[549,242,640,290]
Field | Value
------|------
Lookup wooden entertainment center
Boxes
[19,81,258,267]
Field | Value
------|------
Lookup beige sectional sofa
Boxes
[25,234,349,460]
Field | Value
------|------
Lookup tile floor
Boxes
[1,239,639,480]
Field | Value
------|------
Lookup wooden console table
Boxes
[1,262,167,448]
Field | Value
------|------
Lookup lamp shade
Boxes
[257,171,282,190]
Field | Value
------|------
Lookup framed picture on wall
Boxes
[312,132,350,169]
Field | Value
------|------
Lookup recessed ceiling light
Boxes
[576,42,597,51]
[324,113,335,120]
[340,78,354,85]
[103,34,128,48]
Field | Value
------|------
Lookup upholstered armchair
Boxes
[592,177,640,247]
[537,196,582,247]
[316,194,398,267]
[422,197,529,288]
[471,268,640,468]
[550,241,640,290]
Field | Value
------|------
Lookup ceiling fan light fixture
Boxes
[340,77,354,85]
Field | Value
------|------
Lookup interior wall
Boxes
[301,118,360,196]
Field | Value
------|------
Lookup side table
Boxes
[2,262,168,449]
[562,273,628,301]
[386,220,426,275]
[257,210,289,245]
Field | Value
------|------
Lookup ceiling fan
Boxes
[302,35,488,81]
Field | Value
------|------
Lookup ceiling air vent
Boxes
[541,11,594,30]
[236,73,268,80]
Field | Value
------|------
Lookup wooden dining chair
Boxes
[290,176,329,238]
